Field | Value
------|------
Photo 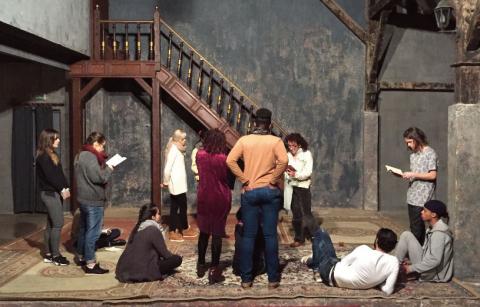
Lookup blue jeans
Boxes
[76,204,104,263]
[239,187,281,282]
[308,228,339,284]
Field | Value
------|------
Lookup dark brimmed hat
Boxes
[424,200,448,218]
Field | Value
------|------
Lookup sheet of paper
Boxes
[106,153,127,167]
[385,165,403,175]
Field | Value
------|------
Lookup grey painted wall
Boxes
[0,0,90,55]
[378,29,455,213]
[0,57,69,214]
[107,0,367,209]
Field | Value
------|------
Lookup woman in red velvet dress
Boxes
[195,129,232,284]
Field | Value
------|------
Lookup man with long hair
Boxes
[227,108,288,289]
[401,127,438,245]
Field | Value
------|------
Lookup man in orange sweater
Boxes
[227,108,288,289]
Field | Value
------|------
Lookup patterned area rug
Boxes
[0,210,477,302]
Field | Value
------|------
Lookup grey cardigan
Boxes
[411,219,454,282]
[74,151,113,206]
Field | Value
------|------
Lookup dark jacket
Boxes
[36,153,68,193]
[115,225,177,283]
[74,151,112,206]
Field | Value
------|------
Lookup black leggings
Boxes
[158,254,183,274]
[169,193,188,232]
[291,187,312,243]
[408,204,426,246]
[197,232,222,266]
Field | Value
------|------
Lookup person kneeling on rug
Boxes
[116,203,182,283]
[301,215,399,295]
[395,200,453,282]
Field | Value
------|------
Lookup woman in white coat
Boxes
[163,129,197,242]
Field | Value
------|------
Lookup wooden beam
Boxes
[369,0,399,19]
[154,6,161,71]
[368,10,391,84]
[79,77,102,100]
[70,78,82,213]
[379,81,455,92]
[151,78,161,209]
[319,0,367,44]
[134,77,153,96]
[466,3,480,51]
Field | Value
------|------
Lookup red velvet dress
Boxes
[196,150,232,236]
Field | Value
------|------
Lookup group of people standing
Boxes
[35,108,454,293]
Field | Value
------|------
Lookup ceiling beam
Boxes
[319,0,367,44]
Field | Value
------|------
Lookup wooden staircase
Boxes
[69,6,287,208]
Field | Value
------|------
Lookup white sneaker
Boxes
[301,254,313,264]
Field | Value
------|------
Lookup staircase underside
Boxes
[70,60,241,147]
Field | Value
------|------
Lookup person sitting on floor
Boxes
[301,215,399,295]
[115,203,182,283]
[96,228,126,249]
[395,199,453,282]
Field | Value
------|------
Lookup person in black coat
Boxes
[36,128,70,266]
[115,203,182,283]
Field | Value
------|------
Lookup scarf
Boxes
[82,144,108,166]
[252,127,271,135]
[138,219,162,232]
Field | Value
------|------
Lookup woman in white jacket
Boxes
[163,129,197,242]
[284,133,314,248]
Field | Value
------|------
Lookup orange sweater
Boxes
[226,134,288,188]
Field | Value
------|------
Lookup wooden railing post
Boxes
[154,6,161,70]
[93,5,101,60]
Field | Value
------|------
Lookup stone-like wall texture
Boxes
[0,0,90,55]
[107,0,366,208]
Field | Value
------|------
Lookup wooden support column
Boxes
[151,78,161,209]
[70,78,82,212]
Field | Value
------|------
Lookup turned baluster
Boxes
[177,42,184,78]
[101,22,106,59]
[187,51,194,88]
[197,60,204,97]
[216,79,224,115]
[124,23,129,60]
[227,87,234,124]
[148,23,154,60]
[167,31,173,69]
[206,69,214,107]
[247,106,254,134]
[236,96,244,132]
[136,24,141,60]
[112,24,117,59]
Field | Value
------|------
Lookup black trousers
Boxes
[408,204,426,246]
[158,254,182,274]
[169,193,188,232]
[197,232,222,266]
[291,187,312,243]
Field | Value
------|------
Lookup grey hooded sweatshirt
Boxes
[411,219,454,282]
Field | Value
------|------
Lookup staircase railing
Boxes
[91,5,287,138]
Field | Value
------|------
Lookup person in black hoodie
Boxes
[36,128,70,266]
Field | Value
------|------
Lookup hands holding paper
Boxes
[106,154,127,168]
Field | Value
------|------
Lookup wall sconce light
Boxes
[434,0,455,31]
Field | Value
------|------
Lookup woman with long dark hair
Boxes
[195,129,232,284]
[75,131,113,274]
[36,128,70,266]
[116,203,182,282]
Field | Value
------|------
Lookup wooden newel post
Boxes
[93,5,101,60]
[70,78,82,213]
[152,78,161,209]
[154,6,161,71]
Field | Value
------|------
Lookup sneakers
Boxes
[74,256,87,266]
[52,255,70,266]
[182,226,198,238]
[83,263,109,274]
[169,231,184,242]
[43,254,53,263]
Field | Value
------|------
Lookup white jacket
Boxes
[163,144,187,195]
[284,149,313,210]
